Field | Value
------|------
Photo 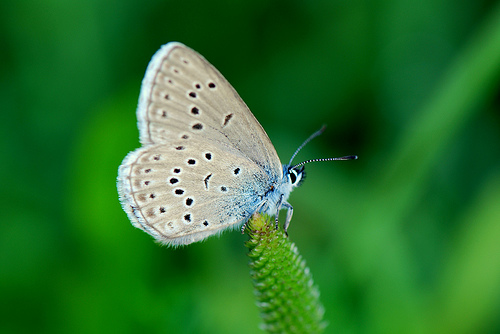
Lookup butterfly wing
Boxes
[118,42,282,245]
[118,141,273,246]
[137,42,281,176]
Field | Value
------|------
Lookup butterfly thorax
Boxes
[258,164,305,216]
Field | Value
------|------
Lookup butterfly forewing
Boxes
[137,43,281,176]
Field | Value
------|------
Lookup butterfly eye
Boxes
[288,166,305,187]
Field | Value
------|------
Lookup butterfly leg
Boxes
[240,221,247,234]
[282,202,293,236]
[275,194,284,230]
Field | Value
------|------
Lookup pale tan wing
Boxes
[118,140,270,246]
[137,42,281,177]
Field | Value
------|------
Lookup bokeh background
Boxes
[2,0,500,333]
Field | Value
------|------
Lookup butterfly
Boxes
[117,42,356,246]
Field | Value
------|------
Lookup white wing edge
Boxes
[117,149,165,239]
[136,42,187,146]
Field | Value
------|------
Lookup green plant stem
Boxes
[245,214,326,334]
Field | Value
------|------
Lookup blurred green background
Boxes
[2,0,500,333]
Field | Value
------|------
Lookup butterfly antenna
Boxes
[292,155,357,170]
[288,125,327,165]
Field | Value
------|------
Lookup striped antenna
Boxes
[288,125,327,165]
[292,155,357,170]
[289,125,357,169]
